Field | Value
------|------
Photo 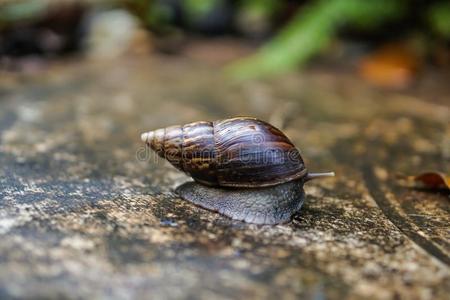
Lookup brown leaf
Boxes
[397,172,450,191]
[359,43,420,89]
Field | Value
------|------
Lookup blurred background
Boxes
[1,0,449,86]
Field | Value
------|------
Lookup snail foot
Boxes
[176,180,305,225]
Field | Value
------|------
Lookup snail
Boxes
[141,117,334,224]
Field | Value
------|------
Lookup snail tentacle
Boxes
[304,172,335,182]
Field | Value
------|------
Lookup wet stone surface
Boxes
[0,50,449,299]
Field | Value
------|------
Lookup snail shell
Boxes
[141,117,307,188]
[141,117,334,224]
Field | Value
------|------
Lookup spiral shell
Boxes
[141,117,307,188]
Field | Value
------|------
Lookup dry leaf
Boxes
[397,172,450,191]
[359,43,419,89]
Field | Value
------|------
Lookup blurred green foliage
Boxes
[183,0,219,21]
[145,1,173,33]
[235,0,280,37]
[0,0,46,24]
[130,0,449,80]
[238,0,280,20]
[1,0,449,78]
[428,2,450,38]
[228,0,406,80]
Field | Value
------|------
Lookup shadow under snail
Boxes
[141,117,334,224]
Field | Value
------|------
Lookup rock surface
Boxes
[0,45,449,299]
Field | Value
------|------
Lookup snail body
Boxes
[141,117,334,224]
[177,180,305,224]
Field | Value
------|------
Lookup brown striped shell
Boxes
[141,117,307,188]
